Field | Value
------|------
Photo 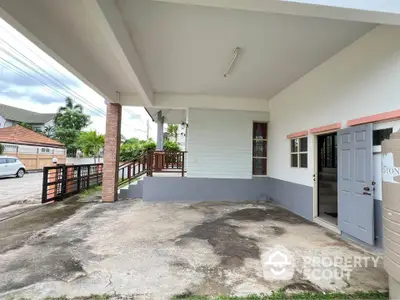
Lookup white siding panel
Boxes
[187,108,269,179]
[268,25,400,187]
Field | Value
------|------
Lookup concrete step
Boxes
[319,194,337,205]
[319,203,337,214]
[319,181,337,190]
[119,176,145,199]
[319,187,337,196]
[322,167,337,174]
[319,172,337,182]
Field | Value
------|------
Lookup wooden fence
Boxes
[5,152,66,171]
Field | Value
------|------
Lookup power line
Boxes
[0,23,107,116]
[0,59,146,132]
[0,58,104,119]
[0,46,107,117]
[0,24,145,124]
[0,24,148,135]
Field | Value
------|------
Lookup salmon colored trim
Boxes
[287,130,308,139]
[310,123,342,134]
[347,109,400,126]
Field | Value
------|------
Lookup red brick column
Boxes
[102,103,122,203]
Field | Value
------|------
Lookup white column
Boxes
[156,111,164,150]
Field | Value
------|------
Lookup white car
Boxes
[0,156,26,178]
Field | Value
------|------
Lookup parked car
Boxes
[0,156,26,178]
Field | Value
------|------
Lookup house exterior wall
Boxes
[0,114,5,128]
[268,25,400,187]
[2,143,66,170]
[187,108,269,179]
[4,120,14,128]
[267,25,400,248]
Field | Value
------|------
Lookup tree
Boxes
[54,97,90,156]
[77,130,104,163]
[17,122,43,134]
[17,122,33,130]
[120,138,156,162]
[124,137,140,145]
[166,124,179,142]
[0,143,4,155]
[43,125,55,138]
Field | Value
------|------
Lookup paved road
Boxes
[0,172,43,208]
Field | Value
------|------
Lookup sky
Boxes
[0,18,156,140]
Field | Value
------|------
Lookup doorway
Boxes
[317,132,338,225]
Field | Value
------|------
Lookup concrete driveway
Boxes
[0,199,388,299]
[0,172,43,208]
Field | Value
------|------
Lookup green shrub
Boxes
[163,140,180,152]
[119,138,156,162]
[0,143,4,155]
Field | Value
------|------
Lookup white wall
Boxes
[0,114,5,128]
[268,25,400,187]
[2,143,65,155]
[66,157,103,165]
[4,120,14,127]
[187,108,269,179]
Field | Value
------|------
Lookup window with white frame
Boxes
[252,122,267,175]
[290,137,308,168]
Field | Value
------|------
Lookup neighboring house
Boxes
[0,125,66,170]
[0,104,55,131]
[7,1,400,294]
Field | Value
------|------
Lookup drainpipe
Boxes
[156,111,164,151]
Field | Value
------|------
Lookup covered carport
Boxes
[1,0,398,204]
[0,0,399,297]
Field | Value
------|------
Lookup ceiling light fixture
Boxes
[224,47,241,78]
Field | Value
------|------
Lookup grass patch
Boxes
[78,185,102,198]
[172,291,389,300]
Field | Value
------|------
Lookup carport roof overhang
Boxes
[0,0,397,112]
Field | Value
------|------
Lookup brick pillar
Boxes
[102,103,122,203]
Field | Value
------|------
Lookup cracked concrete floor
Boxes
[0,199,388,299]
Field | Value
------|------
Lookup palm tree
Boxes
[54,97,90,156]
[77,130,105,163]
[55,97,83,123]
[43,125,55,138]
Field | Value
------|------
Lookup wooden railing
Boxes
[149,151,186,176]
[118,152,150,187]
[118,150,186,186]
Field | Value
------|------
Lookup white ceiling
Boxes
[117,0,375,100]
[11,0,137,95]
[146,107,186,124]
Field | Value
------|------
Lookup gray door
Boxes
[338,124,374,245]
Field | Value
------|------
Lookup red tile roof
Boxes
[0,125,64,148]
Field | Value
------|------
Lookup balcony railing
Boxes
[118,150,186,186]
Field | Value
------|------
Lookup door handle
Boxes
[363,187,370,191]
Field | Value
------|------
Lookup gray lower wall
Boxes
[142,176,314,221]
[266,177,314,221]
